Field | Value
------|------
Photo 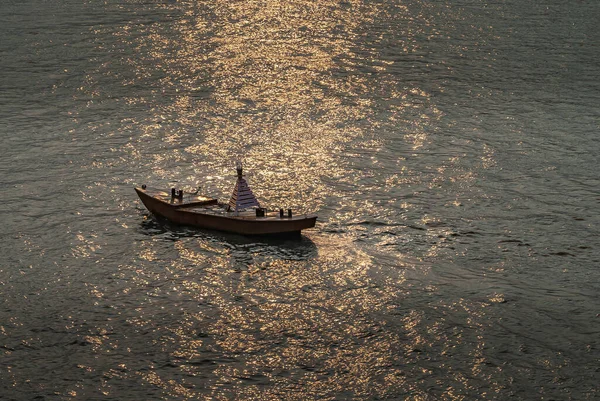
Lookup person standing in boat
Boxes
[227,162,261,213]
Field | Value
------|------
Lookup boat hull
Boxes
[135,187,317,235]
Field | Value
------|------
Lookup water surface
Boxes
[1,0,599,399]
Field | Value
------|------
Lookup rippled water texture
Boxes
[1,0,599,399]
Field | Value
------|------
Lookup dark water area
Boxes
[1,0,599,399]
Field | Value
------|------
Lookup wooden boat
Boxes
[135,164,317,235]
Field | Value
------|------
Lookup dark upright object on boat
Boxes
[135,163,317,235]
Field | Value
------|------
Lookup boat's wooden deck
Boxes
[140,187,315,222]
[143,187,218,206]
[184,206,313,221]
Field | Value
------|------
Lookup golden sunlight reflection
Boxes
[95,0,444,221]
[71,0,508,398]
[106,225,495,399]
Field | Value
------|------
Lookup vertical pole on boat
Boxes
[236,161,243,180]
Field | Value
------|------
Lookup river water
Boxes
[1,0,599,399]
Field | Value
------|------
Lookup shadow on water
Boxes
[137,212,318,263]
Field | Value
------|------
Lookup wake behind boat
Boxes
[135,163,317,235]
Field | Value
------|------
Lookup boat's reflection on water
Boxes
[138,213,318,265]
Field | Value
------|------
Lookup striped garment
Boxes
[228,175,260,211]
